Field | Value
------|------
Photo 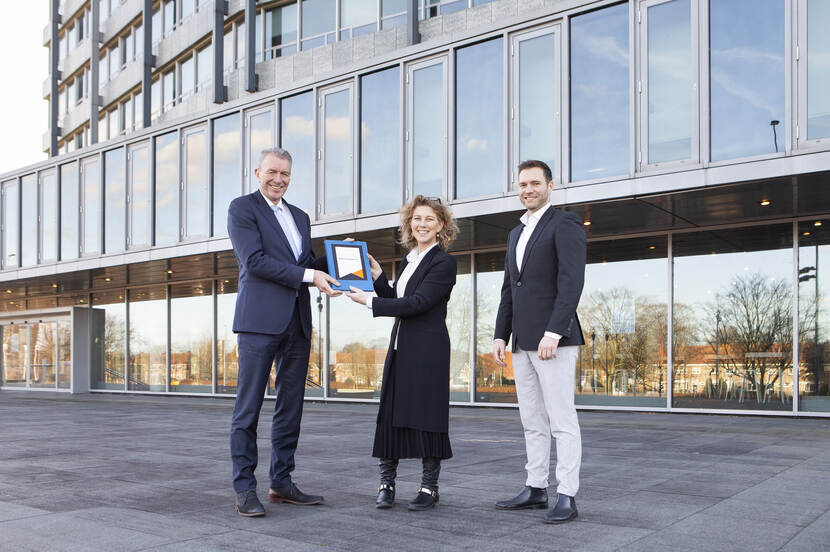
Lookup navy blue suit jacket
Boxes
[227,191,325,338]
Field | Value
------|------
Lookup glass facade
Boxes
[247,108,273,194]
[360,68,401,213]
[60,163,79,261]
[798,220,830,411]
[81,157,101,256]
[2,180,18,268]
[807,0,830,140]
[155,132,179,246]
[280,93,314,216]
[128,286,168,392]
[213,113,241,237]
[20,175,37,267]
[170,281,212,392]
[410,60,444,198]
[40,171,58,263]
[184,126,209,239]
[475,251,515,402]
[128,143,151,249]
[104,148,126,254]
[216,279,238,394]
[91,291,126,390]
[321,86,352,215]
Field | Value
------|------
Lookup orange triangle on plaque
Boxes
[352,269,364,278]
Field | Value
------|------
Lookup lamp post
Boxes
[770,120,780,153]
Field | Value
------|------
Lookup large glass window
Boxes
[39,171,58,263]
[184,126,209,239]
[81,157,101,256]
[672,225,793,410]
[710,0,785,161]
[301,0,336,50]
[2,180,18,268]
[29,322,57,388]
[266,3,298,58]
[91,291,126,389]
[449,255,472,401]
[408,58,445,198]
[246,107,274,193]
[456,38,504,199]
[128,143,151,249]
[381,0,407,29]
[60,163,79,261]
[104,148,126,253]
[155,132,179,246]
[128,286,167,392]
[576,237,668,407]
[644,0,694,165]
[798,220,830,412]
[2,326,27,387]
[513,28,558,185]
[570,4,629,182]
[163,69,175,111]
[57,320,71,389]
[197,45,211,90]
[474,251,515,403]
[170,281,213,393]
[360,67,401,213]
[340,0,376,39]
[216,278,238,394]
[806,0,830,141]
[181,56,195,99]
[213,113,241,237]
[20,174,37,267]
[320,85,353,216]
[280,93,314,216]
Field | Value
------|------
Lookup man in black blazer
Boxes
[227,147,340,517]
[492,160,586,524]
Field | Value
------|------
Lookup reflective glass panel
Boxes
[710,0,785,161]
[341,0,376,38]
[57,319,71,389]
[185,128,209,238]
[798,221,830,411]
[129,144,151,248]
[60,163,79,261]
[360,68,401,213]
[323,88,351,215]
[266,3,298,58]
[2,181,18,268]
[456,38,504,198]
[517,31,557,182]
[412,62,443,197]
[91,292,126,389]
[248,109,273,193]
[20,174,36,267]
[475,251,515,402]
[151,79,161,118]
[81,158,101,255]
[197,45,211,88]
[807,0,830,140]
[570,4,629,181]
[164,0,175,35]
[170,281,212,393]
[40,171,58,263]
[305,289,325,397]
[163,70,175,110]
[280,93,314,216]
[672,225,793,410]
[213,113,241,237]
[301,0,335,48]
[448,255,472,401]
[2,326,27,387]
[576,237,668,407]
[155,132,179,246]
[128,286,167,392]
[29,322,57,389]
[647,0,691,164]
[181,56,194,98]
[216,278,237,394]
[104,148,126,253]
[328,287,394,399]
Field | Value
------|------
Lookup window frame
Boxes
[316,80,356,219]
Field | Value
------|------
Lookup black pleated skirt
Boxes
[372,352,452,460]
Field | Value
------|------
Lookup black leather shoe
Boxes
[544,493,578,523]
[408,487,439,511]
[495,486,548,510]
[268,483,324,505]
[235,490,265,517]
[376,483,395,509]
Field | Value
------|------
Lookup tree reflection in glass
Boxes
[798,221,830,411]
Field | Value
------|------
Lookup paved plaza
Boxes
[1,391,829,551]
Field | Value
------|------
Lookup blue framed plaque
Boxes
[324,240,374,291]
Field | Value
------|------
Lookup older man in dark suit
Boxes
[493,160,586,524]
[227,147,340,517]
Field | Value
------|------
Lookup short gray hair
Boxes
[258,147,292,168]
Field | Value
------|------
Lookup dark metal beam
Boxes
[49,0,60,156]
[213,1,229,103]
[89,0,100,145]
[244,0,257,93]
[406,0,420,46]
[141,0,154,128]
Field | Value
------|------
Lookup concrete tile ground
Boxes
[1,392,829,551]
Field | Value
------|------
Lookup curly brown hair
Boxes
[398,195,458,251]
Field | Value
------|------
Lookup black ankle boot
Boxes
[544,493,578,524]
[408,457,441,511]
[376,458,398,509]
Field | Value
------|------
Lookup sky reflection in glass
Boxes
[361,67,401,213]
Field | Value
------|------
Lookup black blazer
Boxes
[372,247,457,434]
[494,207,586,351]
[227,191,326,338]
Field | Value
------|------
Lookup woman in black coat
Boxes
[345,195,458,511]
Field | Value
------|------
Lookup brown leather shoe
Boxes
[268,482,324,505]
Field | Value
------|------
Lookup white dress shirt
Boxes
[260,191,314,284]
[494,202,561,345]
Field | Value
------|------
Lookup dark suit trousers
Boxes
[230,301,311,492]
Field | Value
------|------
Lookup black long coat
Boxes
[371,247,457,434]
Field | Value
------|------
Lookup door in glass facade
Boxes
[406,56,447,199]
[127,142,152,249]
[245,105,275,194]
[80,156,101,256]
[318,83,354,217]
[182,125,209,239]
[798,220,830,412]
[280,92,315,217]
[39,170,58,264]
[1,325,28,387]
[0,319,70,390]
